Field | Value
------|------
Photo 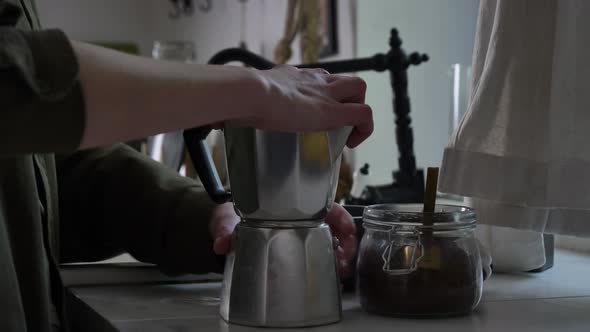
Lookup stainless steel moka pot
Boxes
[184,124,352,327]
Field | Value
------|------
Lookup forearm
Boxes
[73,41,263,149]
[57,144,224,274]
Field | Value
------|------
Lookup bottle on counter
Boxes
[344,163,370,205]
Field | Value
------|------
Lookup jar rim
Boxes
[153,40,195,48]
[363,204,476,231]
[152,40,196,62]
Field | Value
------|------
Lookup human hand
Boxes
[210,202,357,278]
[209,202,239,256]
[234,66,373,148]
[324,203,358,278]
[74,41,372,150]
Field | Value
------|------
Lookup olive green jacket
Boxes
[0,1,221,331]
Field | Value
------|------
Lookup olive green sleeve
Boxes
[0,26,85,154]
[55,144,224,274]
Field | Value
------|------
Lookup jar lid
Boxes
[363,204,476,231]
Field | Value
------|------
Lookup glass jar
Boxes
[148,41,196,173]
[357,204,482,317]
[449,63,472,136]
[152,40,196,63]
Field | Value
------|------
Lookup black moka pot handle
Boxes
[183,126,232,204]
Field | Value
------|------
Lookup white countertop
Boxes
[66,249,590,332]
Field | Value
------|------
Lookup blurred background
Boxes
[37,0,479,187]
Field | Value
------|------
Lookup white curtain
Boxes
[440,0,590,237]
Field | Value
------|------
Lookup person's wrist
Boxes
[231,67,270,122]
